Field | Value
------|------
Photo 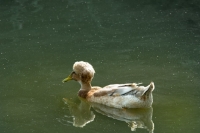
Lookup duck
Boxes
[62,61,155,109]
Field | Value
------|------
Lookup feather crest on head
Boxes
[73,61,95,82]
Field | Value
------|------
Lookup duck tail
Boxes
[140,82,155,101]
[144,82,155,96]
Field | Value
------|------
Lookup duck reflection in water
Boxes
[62,98,95,127]
[62,97,154,133]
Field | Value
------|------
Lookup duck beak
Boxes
[62,74,72,83]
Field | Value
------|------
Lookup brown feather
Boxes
[78,90,89,99]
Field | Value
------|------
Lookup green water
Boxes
[0,0,200,133]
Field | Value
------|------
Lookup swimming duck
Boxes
[62,61,155,109]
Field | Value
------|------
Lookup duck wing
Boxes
[93,82,154,97]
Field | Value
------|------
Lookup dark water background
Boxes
[0,0,200,133]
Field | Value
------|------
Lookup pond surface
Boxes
[0,0,200,133]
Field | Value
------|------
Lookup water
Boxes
[0,0,200,133]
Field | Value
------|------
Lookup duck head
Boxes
[62,61,95,84]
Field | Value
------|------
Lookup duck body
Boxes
[63,61,155,109]
[87,83,154,109]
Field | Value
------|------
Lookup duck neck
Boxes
[79,81,92,91]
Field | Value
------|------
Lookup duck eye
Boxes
[72,71,76,75]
